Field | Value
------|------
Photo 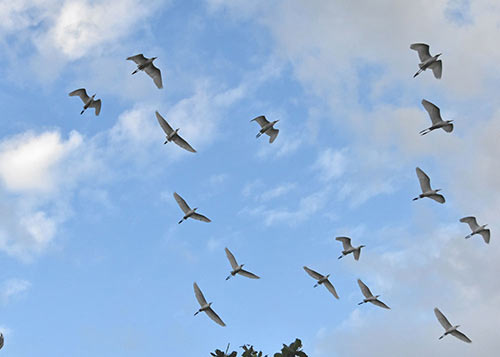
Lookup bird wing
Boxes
[336,236,353,250]
[459,216,479,231]
[193,282,207,306]
[429,194,446,204]
[410,43,431,62]
[172,134,196,153]
[421,99,442,125]
[443,123,453,133]
[173,192,191,214]
[450,330,472,343]
[357,279,373,298]
[126,54,148,65]
[353,248,361,261]
[145,63,163,89]
[416,167,432,193]
[371,299,390,309]
[205,307,226,327]
[323,280,339,299]
[238,269,260,279]
[251,115,270,128]
[266,128,279,143]
[429,60,442,79]
[225,247,239,270]
[479,229,490,244]
[69,88,90,103]
[155,111,174,135]
[89,99,101,116]
[191,212,211,223]
[434,308,453,330]
[303,266,324,280]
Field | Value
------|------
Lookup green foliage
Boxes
[210,339,307,357]
[273,339,308,357]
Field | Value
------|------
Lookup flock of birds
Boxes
[28,42,485,352]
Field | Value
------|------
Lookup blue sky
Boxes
[1,1,499,356]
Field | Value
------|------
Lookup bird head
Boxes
[436,53,442,58]
[193,207,198,211]
[360,245,366,249]
[175,128,180,133]
[152,56,158,61]
[375,295,380,298]
[208,302,213,307]
[326,274,330,278]
[92,94,96,98]
[436,189,442,192]
[273,120,280,124]
[240,264,245,268]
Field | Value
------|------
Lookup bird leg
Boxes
[412,197,420,201]
[194,311,199,316]
[438,335,445,340]
[132,69,138,75]
[357,301,365,305]
[313,283,318,288]
[226,275,231,281]
[256,132,262,138]
[178,219,184,224]
[80,109,85,115]
[164,140,168,144]
[419,128,431,135]
[464,234,472,239]
[338,255,343,259]
[413,69,423,78]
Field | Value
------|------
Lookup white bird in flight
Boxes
[410,43,442,79]
[413,167,445,204]
[303,266,339,299]
[460,216,490,244]
[225,248,260,280]
[420,99,453,135]
[155,111,196,153]
[193,282,225,327]
[173,192,211,224]
[434,307,471,343]
[69,88,101,116]
[251,115,279,143]
[127,54,163,89]
[357,279,390,309]
[336,237,365,261]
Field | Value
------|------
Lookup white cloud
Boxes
[312,148,347,181]
[1,279,31,304]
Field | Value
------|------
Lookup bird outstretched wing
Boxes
[410,43,431,62]
[193,282,208,306]
[173,192,191,214]
[89,99,101,116]
[421,99,442,125]
[323,280,339,299]
[238,269,260,279]
[357,279,373,298]
[173,135,196,153]
[127,54,148,65]
[191,212,211,223]
[429,60,442,79]
[225,248,239,270]
[479,230,491,244]
[450,330,472,343]
[303,266,324,281]
[442,123,453,133]
[251,115,270,128]
[156,111,174,135]
[206,307,226,327]
[266,128,279,143]
[69,88,90,103]
[434,308,452,330]
[336,236,353,251]
[416,167,432,193]
[429,194,446,204]
[459,216,479,231]
[371,299,390,309]
[145,63,163,89]
[353,248,361,261]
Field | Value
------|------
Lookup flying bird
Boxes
[420,99,454,135]
[303,266,339,299]
[69,88,101,116]
[413,167,445,203]
[173,192,211,224]
[460,216,490,244]
[225,248,260,280]
[127,54,163,89]
[251,115,279,143]
[357,279,390,309]
[155,111,196,153]
[434,307,471,343]
[410,43,442,79]
[193,282,225,327]
[336,236,365,261]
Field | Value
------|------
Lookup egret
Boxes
[251,115,279,143]
[303,266,339,299]
[127,54,163,89]
[173,192,211,224]
[460,216,490,244]
[413,167,445,203]
[410,43,442,79]
[155,111,196,152]
[357,279,390,309]
[420,99,453,135]
[434,307,471,343]
[193,282,225,327]
[336,237,365,261]
[225,247,260,280]
[68,88,101,116]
